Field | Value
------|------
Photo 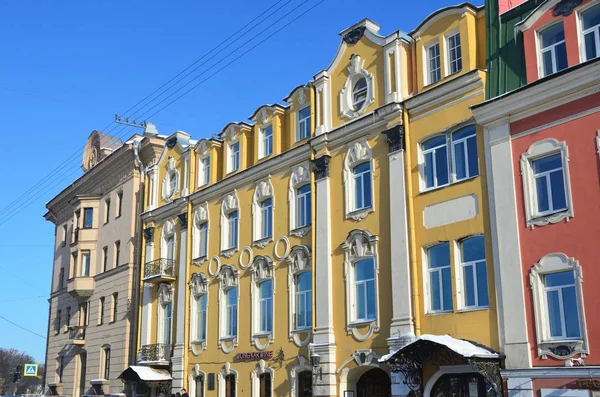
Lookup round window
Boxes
[352,77,368,111]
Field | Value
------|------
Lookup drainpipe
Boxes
[132,137,146,367]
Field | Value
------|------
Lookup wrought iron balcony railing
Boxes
[138,343,172,363]
[68,325,86,344]
[143,258,176,280]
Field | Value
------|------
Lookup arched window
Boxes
[162,219,176,262]
[195,374,205,397]
[221,192,240,255]
[162,156,180,201]
[193,204,209,263]
[190,273,208,354]
[289,165,312,235]
[287,246,312,346]
[252,180,274,245]
[251,360,274,397]
[339,55,374,118]
[341,230,380,341]
[218,363,237,397]
[218,266,239,352]
[343,141,374,220]
[251,256,275,349]
[157,283,173,345]
[352,77,368,110]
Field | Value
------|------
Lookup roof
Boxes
[118,366,172,382]
[410,3,482,37]
[379,334,500,362]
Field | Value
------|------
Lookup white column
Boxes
[484,123,531,369]
[382,126,415,352]
[313,72,331,136]
[384,39,404,104]
[140,284,153,347]
[171,216,188,390]
[311,155,336,396]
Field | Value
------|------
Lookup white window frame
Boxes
[296,106,311,141]
[189,366,206,397]
[157,283,173,346]
[259,125,273,159]
[530,253,588,360]
[199,155,211,187]
[450,126,478,182]
[217,265,239,353]
[228,141,240,173]
[189,272,209,355]
[423,242,453,314]
[288,164,312,236]
[343,141,375,221]
[537,21,567,78]
[252,180,274,247]
[578,2,600,62]
[286,245,312,347]
[339,55,375,118]
[250,256,275,350]
[161,219,176,262]
[220,192,240,256]
[521,139,573,228]
[217,364,238,397]
[341,230,380,341]
[424,39,441,85]
[193,203,210,265]
[444,29,462,76]
[420,135,450,191]
[251,360,274,397]
[454,236,489,311]
[80,251,91,277]
[162,156,180,202]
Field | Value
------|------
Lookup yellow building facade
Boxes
[127,4,503,397]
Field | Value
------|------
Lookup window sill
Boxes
[420,175,479,195]
[115,215,122,220]
[192,256,207,266]
[290,226,311,238]
[192,339,206,345]
[292,326,312,333]
[346,207,374,222]
[220,336,237,342]
[253,331,273,338]
[457,306,489,313]
[527,209,572,228]
[348,319,377,327]
[253,237,272,249]
[425,310,454,316]
[221,248,237,258]
[537,339,587,360]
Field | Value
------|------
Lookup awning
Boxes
[118,366,172,382]
[380,334,500,362]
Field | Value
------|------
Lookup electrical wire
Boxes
[0,314,47,340]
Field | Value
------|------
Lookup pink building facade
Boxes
[474,0,600,395]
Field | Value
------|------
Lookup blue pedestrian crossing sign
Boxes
[24,364,37,377]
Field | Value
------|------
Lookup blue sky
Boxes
[0,0,482,362]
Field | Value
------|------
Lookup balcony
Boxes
[70,227,98,246]
[143,259,176,284]
[67,277,95,300]
[68,325,86,345]
[137,343,172,365]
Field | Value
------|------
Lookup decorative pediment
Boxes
[342,229,378,261]
[255,179,274,201]
[346,141,371,167]
[158,283,173,305]
[194,202,209,224]
[290,165,311,188]
[196,140,210,157]
[217,265,239,288]
[339,55,375,119]
[251,256,275,281]
[167,156,176,171]
[222,191,239,213]
[189,273,208,296]
[286,245,311,274]
[163,219,175,237]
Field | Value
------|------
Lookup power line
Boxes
[0,0,292,221]
[0,265,46,290]
[0,314,47,340]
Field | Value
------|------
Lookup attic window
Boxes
[352,78,368,110]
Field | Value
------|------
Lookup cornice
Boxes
[94,261,133,282]
[472,59,600,127]
[141,196,188,222]
[501,367,600,378]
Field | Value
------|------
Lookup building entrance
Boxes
[356,368,391,397]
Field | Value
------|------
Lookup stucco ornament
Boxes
[158,283,173,306]
[161,156,179,201]
[339,55,375,118]
[189,273,208,296]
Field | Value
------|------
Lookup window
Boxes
[195,375,205,397]
[225,374,236,397]
[352,77,368,110]
[422,135,449,189]
[427,242,453,313]
[582,4,600,61]
[459,236,488,309]
[260,126,273,158]
[158,284,173,344]
[354,259,376,321]
[102,247,108,272]
[99,297,105,325]
[225,287,238,338]
[58,268,65,290]
[297,106,311,141]
[229,142,240,172]
[447,32,462,74]
[81,251,91,277]
[162,158,180,201]
[58,356,64,383]
[166,235,175,261]
[112,293,118,322]
[521,139,573,227]
[66,307,71,328]
[295,272,312,329]
[62,225,67,246]
[80,302,89,327]
[426,42,441,84]
[72,252,78,272]
[353,162,372,211]
[451,125,478,181]
[56,309,61,333]
[259,199,273,240]
[200,156,211,186]
[196,222,208,259]
[116,191,123,217]
[226,211,238,249]
[258,279,273,333]
[104,199,110,224]
[297,371,312,397]
[539,23,567,77]
[190,273,208,347]
[259,373,272,397]
[103,347,111,379]
[114,241,121,267]
[194,294,207,341]
[545,271,580,339]
[530,253,587,358]
[296,185,311,229]
[83,208,93,228]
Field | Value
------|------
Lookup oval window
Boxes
[352,77,368,111]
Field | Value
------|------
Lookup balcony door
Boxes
[158,300,172,345]
[166,236,175,261]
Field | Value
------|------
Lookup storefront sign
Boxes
[234,351,273,361]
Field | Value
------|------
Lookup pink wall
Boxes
[499,0,529,15]
[523,0,596,83]
[510,92,600,367]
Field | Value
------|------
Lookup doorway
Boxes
[356,368,391,397]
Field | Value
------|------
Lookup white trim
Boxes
[189,273,209,356]
[286,245,313,346]
[339,55,375,119]
[217,265,239,353]
[444,28,462,77]
[250,256,275,350]
[258,124,273,159]
[251,360,274,397]
[423,38,442,86]
[217,363,237,397]
[157,283,173,346]
[541,389,590,397]
[530,253,588,359]
[424,365,479,397]
[289,357,312,397]
[220,191,240,254]
[520,139,574,228]
[341,230,380,341]
[227,140,240,174]
[188,365,206,397]
[343,140,375,220]
[288,164,312,235]
[517,0,562,32]
[252,178,274,246]
[192,203,210,264]
[161,157,180,202]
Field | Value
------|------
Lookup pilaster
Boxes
[171,215,188,390]
[313,72,332,135]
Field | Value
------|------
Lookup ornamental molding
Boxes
[163,219,175,237]
[194,202,209,224]
[343,26,367,45]
[158,283,173,305]
[166,136,178,149]
[382,125,405,153]
[289,226,311,238]
[189,272,208,297]
[311,155,331,180]
[339,54,375,119]
[161,156,180,202]
[144,227,155,241]
[554,0,583,16]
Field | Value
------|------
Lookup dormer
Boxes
[152,131,192,208]
[249,104,287,162]
[315,18,411,132]
[219,122,253,175]
[283,85,314,149]
[194,138,222,190]
[517,0,600,83]
[410,3,484,92]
